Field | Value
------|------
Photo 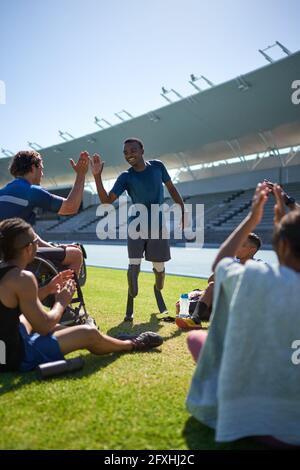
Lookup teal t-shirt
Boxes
[111,160,171,234]
[111,159,171,206]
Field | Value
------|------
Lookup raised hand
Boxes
[249,182,270,226]
[273,184,286,226]
[70,151,90,176]
[90,153,104,176]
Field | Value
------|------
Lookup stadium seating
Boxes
[35,181,300,247]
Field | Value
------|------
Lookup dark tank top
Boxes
[0,265,24,372]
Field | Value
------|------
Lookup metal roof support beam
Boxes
[275,152,284,168]
[226,139,249,170]
[226,139,242,158]
[285,146,300,166]
[263,130,285,167]
[258,131,271,149]
[237,147,249,170]
[58,130,75,142]
[188,74,214,91]
[236,75,251,91]
[115,110,134,121]
[148,112,160,123]
[265,130,280,155]
[251,153,265,171]
[257,131,281,163]
[259,49,274,64]
[226,140,238,157]
[259,41,292,64]
[276,41,292,56]
[1,148,14,157]
[176,152,196,181]
[173,169,183,184]
[189,75,202,92]
[28,142,42,150]
[94,117,112,128]
[160,87,183,103]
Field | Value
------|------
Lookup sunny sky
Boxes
[0,0,299,154]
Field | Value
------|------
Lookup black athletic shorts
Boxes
[127,237,171,262]
[36,246,66,270]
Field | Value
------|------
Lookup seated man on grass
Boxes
[186,182,300,448]
[0,218,162,373]
[176,232,263,330]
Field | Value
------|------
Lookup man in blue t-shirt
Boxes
[91,137,186,321]
[0,150,89,274]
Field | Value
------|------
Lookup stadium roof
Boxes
[1,50,300,186]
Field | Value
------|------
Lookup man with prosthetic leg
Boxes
[91,138,185,322]
[125,240,169,321]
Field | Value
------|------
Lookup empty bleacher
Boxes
[34,181,300,246]
[45,206,99,234]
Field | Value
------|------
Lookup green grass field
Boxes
[0,267,266,450]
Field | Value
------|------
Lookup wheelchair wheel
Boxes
[48,242,87,287]
[78,257,87,287]
[77,244,87,287]
[27,256,57,308]
[27,256,96,328]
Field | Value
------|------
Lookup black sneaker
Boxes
[116,333,137,341]
[131,332,163,351]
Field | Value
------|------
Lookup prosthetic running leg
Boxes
[153,268,168,314]
[124,264,140,322]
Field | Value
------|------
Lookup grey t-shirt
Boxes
[187,257,300,445]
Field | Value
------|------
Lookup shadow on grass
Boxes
[0,371,37,397]
[62,348,161,383]
[107,312,163,337]
[0,309,179,397]
[106,312,186,344]
[161,327,186,342]
[0,347,161,397]
[183,416,269,450]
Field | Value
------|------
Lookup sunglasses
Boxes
[17,236,39,250]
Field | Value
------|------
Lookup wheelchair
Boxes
[44,242,88,288]
[27,243,96,327]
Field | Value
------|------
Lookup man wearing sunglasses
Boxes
[0,218,163,373]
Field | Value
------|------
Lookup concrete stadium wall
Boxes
[178,153,300,183]
[173,162,300,198]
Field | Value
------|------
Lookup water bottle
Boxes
[37,357,84,379]
[179,293,190,318]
